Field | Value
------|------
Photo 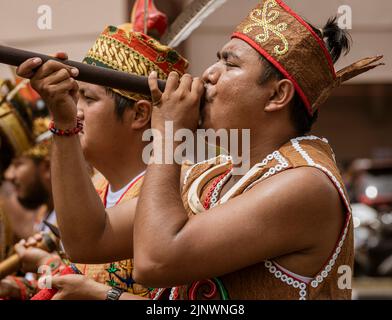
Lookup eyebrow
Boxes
[217,50,241,61]
[79,87,94,96]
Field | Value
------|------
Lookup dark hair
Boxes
[105,88,135,121]
[259,17,351,135]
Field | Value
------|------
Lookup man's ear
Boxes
[264,79,295,113]
[128,100,152,130]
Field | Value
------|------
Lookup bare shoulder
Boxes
[246,166,345,248]
[253,166,342,208]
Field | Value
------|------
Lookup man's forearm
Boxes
[134,154,188,281]
[51,135,107,260]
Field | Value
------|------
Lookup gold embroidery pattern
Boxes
[86,36,167,79]
[84,35,167,101]
[243,0,289,56]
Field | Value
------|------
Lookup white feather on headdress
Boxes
[161,0,227,48]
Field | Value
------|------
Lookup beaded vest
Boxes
[150,136,353,300]
[74,176,149,297]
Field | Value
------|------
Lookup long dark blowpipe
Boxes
[0,45,166,95]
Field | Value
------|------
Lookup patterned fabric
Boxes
[169,136,353,300]
[232,0,383,115]
[83,26,189,102]
[73,176,149,297]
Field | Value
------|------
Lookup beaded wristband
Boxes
[49,118,83,137]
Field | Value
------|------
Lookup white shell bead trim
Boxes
[218,151,288,205]
[291,136,352,289]
[210,170,233,208]
[265,260,308,300]
[244,151,289,192]
[152,287,178,300]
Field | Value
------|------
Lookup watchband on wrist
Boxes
[106,286,124,300]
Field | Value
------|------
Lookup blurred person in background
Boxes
[11,1,191,300]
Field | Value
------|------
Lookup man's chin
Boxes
[199,115,217,131]
[199,119,210,130]
[80,137,88,154]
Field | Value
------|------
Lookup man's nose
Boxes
[4,165,15,181]
[202,63,220,85]
[76,103,84,120]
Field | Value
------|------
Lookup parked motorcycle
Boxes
[347,159,392,277]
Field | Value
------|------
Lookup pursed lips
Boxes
[78,121,85,134]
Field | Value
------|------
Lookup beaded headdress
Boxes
[22,117,51,160]
[83,26,189,102]
[232,0,384,115]
[0,79,33,159]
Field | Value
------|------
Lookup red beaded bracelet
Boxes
[49,118,83,137]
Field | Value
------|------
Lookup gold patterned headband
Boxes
[233,0,384,115]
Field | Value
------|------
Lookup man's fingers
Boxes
[40,68,75,87]
[178,74,193,93]
[33,233,43,242]
[165,71,180,93]
[16,57,43,79]
[14,242,26,256]
[15,238,27,249]
[148,71,162,106]
[191,77,205,98]
[33,60,78,81]
[26,237,38,247]
[16,54,78,81]
[49,77,79,94]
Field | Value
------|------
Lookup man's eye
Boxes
[225,61,237,67]
[84,96,96,102]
